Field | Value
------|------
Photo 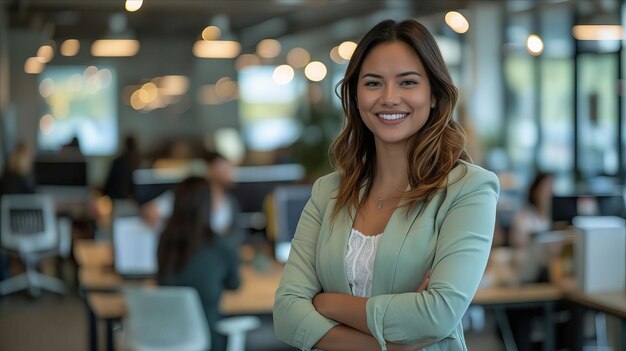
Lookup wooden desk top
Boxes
[472,283,563,305]
[565,290,626,319]
[87,262,283,319]
[74,239,113,267]
[78,267,155,291]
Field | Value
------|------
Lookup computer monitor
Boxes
[132,168,182,205]
[112,215,159,278]
[231,164,305,214]
[552,194,625,223]
[272,185,312,263]
[33,160,87,186]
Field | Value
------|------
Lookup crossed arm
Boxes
[312,273,432,351]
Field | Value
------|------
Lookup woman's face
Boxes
[208,158,235,188]
[356,41,434,148]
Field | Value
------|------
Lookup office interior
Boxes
[0,0,625,350]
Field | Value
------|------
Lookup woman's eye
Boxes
[364,81,381,87]
[400,80,417,86]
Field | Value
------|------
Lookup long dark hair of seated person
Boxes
[157,176,240,351]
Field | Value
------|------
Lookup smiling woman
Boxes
[273,19,500,351]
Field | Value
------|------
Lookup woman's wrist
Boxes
[313,292,335,318]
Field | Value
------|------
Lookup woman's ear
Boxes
[430,97,436,109]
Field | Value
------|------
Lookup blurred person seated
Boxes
[509,172,558,283]
[504,172,571,351]
[157,176,240,351]
[0,141,37,282]
[59,136,85,160]
[142,152,245,247]
[103,135,141,200]
[0,142,36,195]
[510,172,553,247]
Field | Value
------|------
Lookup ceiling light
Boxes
[445,11,470,34]
[215,77,237,100]
[193,40,241,58]
[60,39,80,56]
[304,61,327,82]
[286,48,310,68]
[91,39,140,57]
[125,0,143,12]
[24,57,44,74]
[526,34,544,56]
[153,75,189,96]
[130,90,146,110]
[338,41,357,60]
[202,26,221,41]
[273,65,295,85]
[330,46,345,64]
[572,25,623,40]
[37,45,55,63]
[257,39,281,59]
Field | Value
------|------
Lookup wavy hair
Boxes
[331,19,470,219]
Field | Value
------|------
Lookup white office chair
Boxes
[215,316,261,351]
[123,286,211,351]
[0,194,66,296]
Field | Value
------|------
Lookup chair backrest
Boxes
[124,286,211,351]
[1,194,57,253]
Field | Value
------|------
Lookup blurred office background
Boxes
[0,0,626,350]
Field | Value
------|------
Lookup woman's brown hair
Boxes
[331,19,470,219]
[157,176,215,277]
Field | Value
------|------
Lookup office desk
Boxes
[85,263,282,351]
[74,240,113,267]
[565,289,626,351]
[471,283,563,351]
[75,239,283,351]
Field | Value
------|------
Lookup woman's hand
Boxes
[416,269,430,293]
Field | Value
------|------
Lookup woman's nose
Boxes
[380,85,401,106]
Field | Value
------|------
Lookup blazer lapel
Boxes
[370,198,424,296]
[325,205,352,294]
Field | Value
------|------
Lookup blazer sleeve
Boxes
[273,177,339,350]
[365,169,499,346]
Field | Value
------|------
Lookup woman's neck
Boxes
[372,141,409,196]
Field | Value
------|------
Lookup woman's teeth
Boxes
[377,113,408,120]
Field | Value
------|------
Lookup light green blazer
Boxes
[273,162,499,350]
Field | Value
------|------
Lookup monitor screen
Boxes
[552,194,625,223]
[33,160,87,186]
[272,185,312,263]
[133,168,182,205]
[112,216,159,277]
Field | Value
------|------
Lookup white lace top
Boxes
[344,228,383,297]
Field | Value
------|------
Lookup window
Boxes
[38,66,118,156]
[238,66,304,151]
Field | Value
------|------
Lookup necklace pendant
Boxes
[377,198,383,210]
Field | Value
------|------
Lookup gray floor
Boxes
[0,289,506,351]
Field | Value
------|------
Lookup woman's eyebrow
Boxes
[361,71,422,79]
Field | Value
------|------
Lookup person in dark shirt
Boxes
[0,142,36,282]
[0,142,36,195]
[103,135,141,199]
[157,176,240,351]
